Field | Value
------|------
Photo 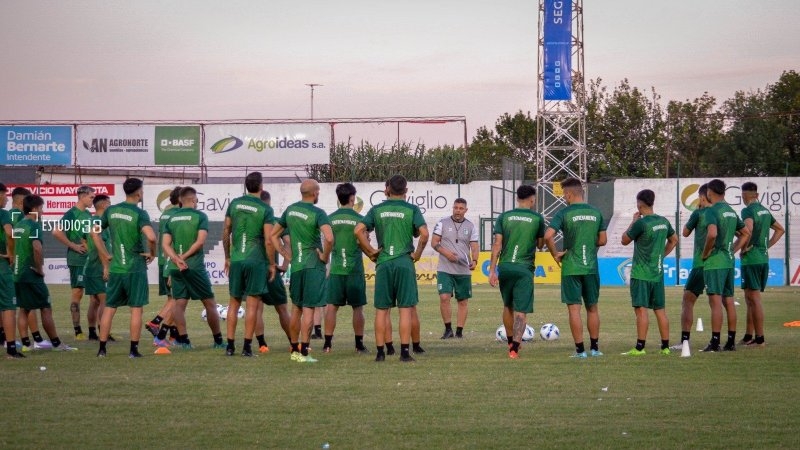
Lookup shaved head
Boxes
[300,178,320,203]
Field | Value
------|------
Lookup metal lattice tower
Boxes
[536,0,587,219]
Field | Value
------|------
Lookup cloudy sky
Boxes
[1,0,797,145]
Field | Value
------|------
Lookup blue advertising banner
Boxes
[1,125,73,166]
[599,257,785,287]
[543,0,572,101]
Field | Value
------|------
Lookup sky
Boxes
[1,0,798,146]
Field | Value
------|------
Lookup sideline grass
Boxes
[2,285,799,449]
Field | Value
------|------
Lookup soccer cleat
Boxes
[259,345,270,353]
[745,340,765,348]
[180,342,194,350]
[570,351,588,358]
[153,338,171,348]
[386,346,396,356]
[621,348,646,356]
[738,338,753,346]
[701,344,721,353]
[722,344,736,352]
[311,333,322,340]
[399,354,416,362]
[144,322,159,337]
[53,344,78,352]
[590,349,604,357]
[6,352,25,359]
[241,349,254,357]
[440,329,454,339]
[225,347,236,356]
[213,342,226,349]
[75,333,87,341]
[660,348,671,356]
[20,345,33,353]
[355,347,369,354]
[129,351,143,358]
[88,335,99,341]
[669,341,686,351]
[290,351,303,362]
[96,349,107,358]
[508,350,520,359]
[107,334,117,342]
[455,334,463,339]
[412,345,426,354]
[33,340,53,350]
[300,354,318,363]
[322,346,331,353]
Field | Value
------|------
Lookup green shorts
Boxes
[0,271,17,311]
[684,267,705,297]
[261,272,288,306]
[69,265,85,289]
[497,264,534,314]
[158,263,170,296]
[374,256,419,309]
[169,268,214,301]
[15,279,51,311]
[436,272,472,300]
[290,267,327,308]
[84,275,107,296]
[630,278,666,310]
[705,268,734,297]
[106,272,149,308]
[741,263,768,292]
[561,274,600,306]
[228,260,267,299]
[328,272,367,307]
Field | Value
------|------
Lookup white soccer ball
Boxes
[218,305,229,321]
[495,325,507,342]
[201,304,225,321]
[522,325,535,342]
[237,306,245,319]
[540,323,560,341]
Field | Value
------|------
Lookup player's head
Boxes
[76,185,96,208]
[245,172,263,194]
[23,194,44,215]
[169,186,182,206]
[179,186,198,209]
[636,189,655,209]
[452,198,468,220]
[260,190,271,205]
[707,179,726,200]
[11,187,31,206]
[300,178,321,204]
[741,182,758,204]
[0,183,7,208]
[516,184,536,200]
[386,175,407,196]
[123,178,144,198]
[93,194,111,213]
[336,183,357,207]
[561,177,584,204]
[697,183,709,208]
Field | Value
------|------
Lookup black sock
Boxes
[575,342,585,354]
[455,326,463,337]
[88,327,98,338]
[179,334,190,344]
[324,335,333,347]
[355,335,365,349]
[711,332,721,346]
[151,315,164,325]
[256,335,267,347]
[169,326,179,340]
[0,327,5,343]
[21,336,31,347]
[6,341,17,355]
[661,339,669,350]
[635,339,646,351]
[32,331,43,343]
[754,335,765,344]
[290,342,299,353]
[130,341,139,354]
[507,336,513,345]
[227,338,235,350]
[301,342,309,356]
[74,326,83,335]
[400,344,410,358]
[51,337,62,348]
[726,331,736,345]
[742,333,753,343]
[314,325,322,336]
[99,341,107,352]
[243,338,252,352]
[590,338,599,351]
[444,322,452,331]
[412,342,424,352]
[157,325,169,340]
[385,342,395,354]
[376,345,385,356]
[681,331,691,342]
[510,341,520,352]
[213,333,223,345]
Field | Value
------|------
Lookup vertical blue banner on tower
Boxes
[543,0,572,100]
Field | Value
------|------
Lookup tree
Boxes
[664,93,725,177]
[468,110,537,178]
[766,70,800,175]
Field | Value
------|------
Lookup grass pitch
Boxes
[2,284,799,449]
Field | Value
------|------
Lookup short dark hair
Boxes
[454,198,467,206]
[561,177,583,191]
[245,172,262,194]
[0,183,6,193]
[336,183,357,205]
[741,182,758,193]
[387,175,407,196]
[169,186,182,205]
[698,183,708,197]
[260,191,271,202]
[516,184,536,200]
[179,186,196,200]
[93,194,110,207]
[76,185,95,197]
[123,178,144,196]
[23,194,44,214]
[636,189,655,207]
[707,179,726,196]
[11,187,31,198]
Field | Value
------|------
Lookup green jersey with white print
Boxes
[278,201,330,271]
[164,207,209,271]
[360,199,426,265]
[101,202,152,274]
[547,203,606,276]
[225,194,274,263]
[493,208,545,271]
[329,208,364,275]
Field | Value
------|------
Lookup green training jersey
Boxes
[278,201,330,271]
[101,202,152,274]
[226,194,274,263]
[360,199,426,265]
[12,217,43,283]
[84,216,110,278]
[703,201,744,271]
[741,202,775,266]
[164,207,209,271]
[493,208,545,271]
[329,208,364,275]
[0,209,12,273]
[547,203,606,276]
[685,207,711,269]
[9,208,25,225]
[58,206,91,266]
[158,207,178,264]
[627,214,675,282]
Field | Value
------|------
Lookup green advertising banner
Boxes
[154,126,200,165]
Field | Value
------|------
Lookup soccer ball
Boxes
[495,325,507,342]
[496,325,536,342]
[201,304,226,321]
[540,323,560,341]
[216,305,245,320]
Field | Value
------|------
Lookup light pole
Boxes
[306,83,322,119]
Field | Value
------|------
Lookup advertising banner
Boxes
[76,125,155,166]
[1,125,73,166]
[6,183,119,217]
[154,125,201,165]
[543,0,572,101]
[204,124,330,166]
[791,259,800,286]
[599,257,785,287]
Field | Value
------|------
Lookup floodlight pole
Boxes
[306,83,322,119]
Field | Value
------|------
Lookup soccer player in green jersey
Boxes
[7,187,42,348]
[356,175,429,363]
[739,182,784,347]
[146,186,181,346]
[620,190,678,356]
[488,185,545,360]
[0,183,23,358]
[52,185,94,340]
[701,179,749,352]
[223,172,275,357]
[670,184,711,351]
[14,195,76,352]
[162,186,224,350]
[544,177,607,358]
[324,183,369,354]
[272,179,333,363]
[83,194,112,343]
[92,178,157,358]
